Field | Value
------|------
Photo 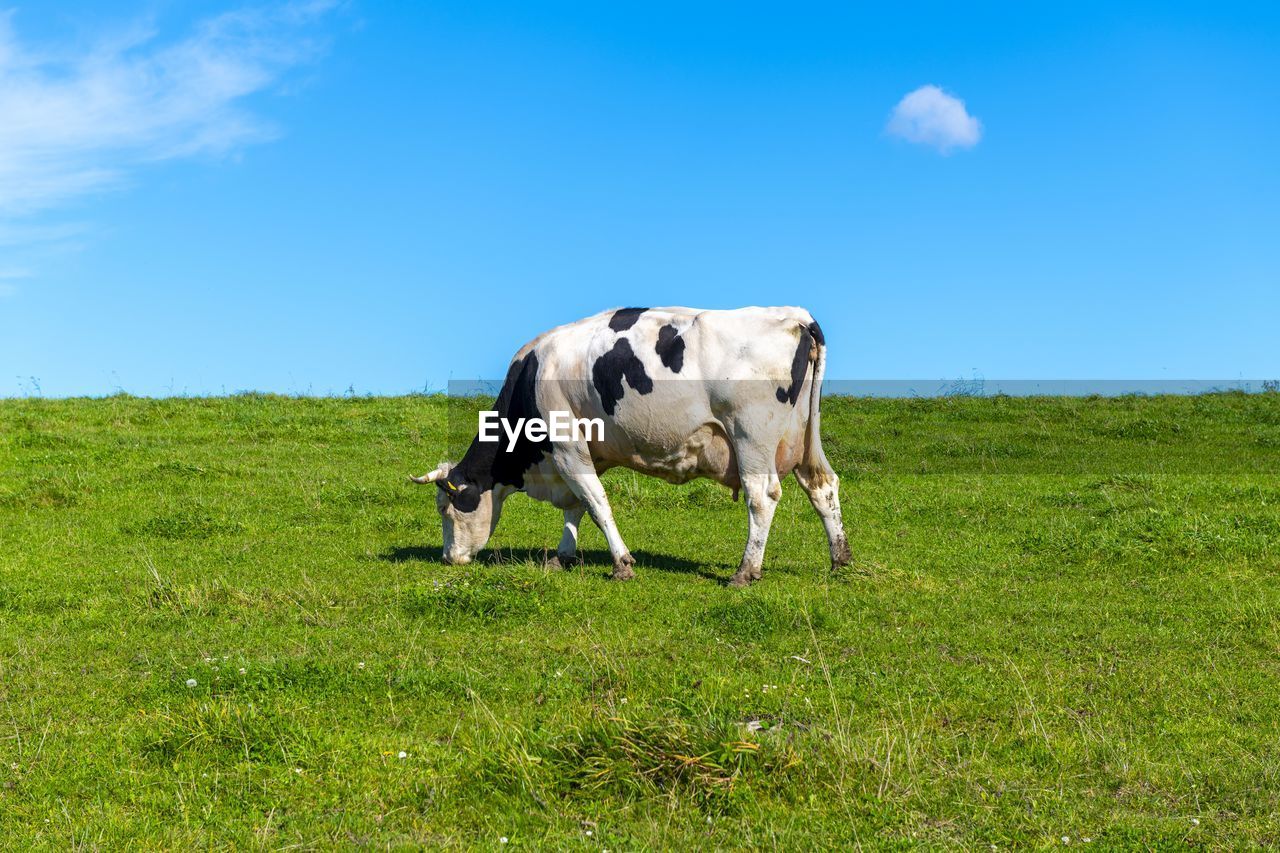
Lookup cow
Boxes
[410,306,851,586]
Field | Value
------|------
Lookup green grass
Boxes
[2,392,1279,847]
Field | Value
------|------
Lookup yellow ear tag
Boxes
[444,481,458,492]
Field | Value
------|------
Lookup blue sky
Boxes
[2,1,1278,396]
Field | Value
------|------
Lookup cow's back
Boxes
[530,306,816,382]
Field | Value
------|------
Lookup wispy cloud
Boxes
[886,85,982,154]
[0,265,29,295]
[0,1,339,223]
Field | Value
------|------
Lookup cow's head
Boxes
[410,462,506,564]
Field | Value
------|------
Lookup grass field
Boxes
[2,392,1279,848]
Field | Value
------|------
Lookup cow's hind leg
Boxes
[553,448,635,580]
[730,452,782,588]
[795,460,851,569]
[546,505,585,569]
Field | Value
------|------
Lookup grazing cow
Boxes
[411,306,851,586]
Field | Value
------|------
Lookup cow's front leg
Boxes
[546,505,585,569]
[730,469,781,588]
[553,449,635,580]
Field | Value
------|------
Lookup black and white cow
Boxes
[411,306,850,586]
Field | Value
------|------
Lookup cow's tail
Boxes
[802,319,834,485]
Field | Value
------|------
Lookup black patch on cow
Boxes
[608,307,648,332]
[808,319,825,347]
[776,325,813,405]
[592,337,653,415]
[654,324,685,373]
[444,351,548,511]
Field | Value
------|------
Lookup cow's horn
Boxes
[409,466,448,484]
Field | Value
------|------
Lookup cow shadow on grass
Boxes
[380,545,445,563]
[560,549,724,583]
[379,545,724,583]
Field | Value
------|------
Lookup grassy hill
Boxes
[2,393,1278,847]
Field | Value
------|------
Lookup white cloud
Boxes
[886,85,982,154]
[0,2,339,221]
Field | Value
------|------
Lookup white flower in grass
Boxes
[185,678,197,688]
[1062,838,1070,844]
[1191,818,1200,826]
[499,838,508,844]
[238,667,246,674]
[398,751,407,759]
[358,661,365,670]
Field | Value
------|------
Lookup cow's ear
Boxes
[452,485,481,513]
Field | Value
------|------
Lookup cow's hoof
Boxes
[547,552,579,570]
[832,537,853,569]
[611,554,636,581]
[728,573,752,588]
